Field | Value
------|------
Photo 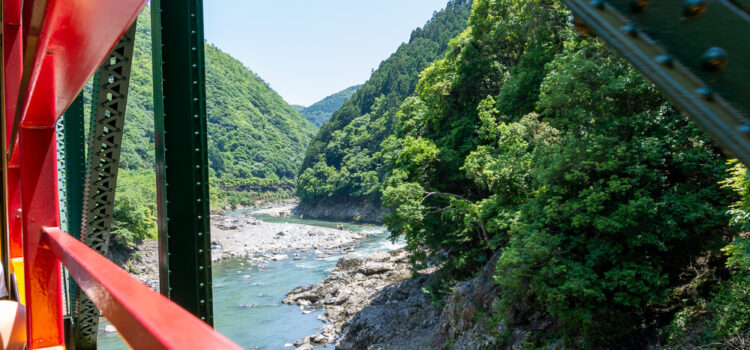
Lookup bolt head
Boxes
[631,0,650,13]
[683,0,706,18]
[701,47,728,72]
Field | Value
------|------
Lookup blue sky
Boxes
[203,0,450,106]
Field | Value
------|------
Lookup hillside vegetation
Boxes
[378,0,748,347]
[297,0,473,209]
[107,10,315,244]
[298,85,361,127]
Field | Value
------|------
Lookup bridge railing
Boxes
[41,227,241,349]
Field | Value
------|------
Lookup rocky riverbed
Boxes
[121,204,366,289]
[283,249,444,349]
[283,248,532,349]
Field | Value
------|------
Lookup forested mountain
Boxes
[117,10,315,199]
[377,0,748,347]
[107,10,316,244]
[297,0,473,209]
[298,85,361,127]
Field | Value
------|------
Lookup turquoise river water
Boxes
[97,214,399,349]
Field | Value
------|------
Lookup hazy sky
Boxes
[203,0,450,106]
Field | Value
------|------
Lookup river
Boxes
[97,213,401,349]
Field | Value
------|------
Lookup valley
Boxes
[104,1,749,349]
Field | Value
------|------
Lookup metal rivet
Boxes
[631,0,649,12]
[200,283,205,287]
[569,17,592,36]
[655,54,673,67]
[695,87,714,101]
[701,47,728,72]
[198,232,203,236]
[200,299,205,304]
[197,199,202,203]
[196,165,201,169]
[590,0,605,9]
[683,0,706,18]
[199,249,204,254]
[199,266,204,271]
[622,25,639,36]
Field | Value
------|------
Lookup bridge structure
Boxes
[0,0,747,349]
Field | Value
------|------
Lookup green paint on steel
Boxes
[562,0,750,166]
[605,0,750,119]
[61,94,85,348]
[63,94,85,240]
[151,0,214,326]
[72,24,137,350]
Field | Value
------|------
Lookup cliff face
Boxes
[284,248,541,349]
[293,200,389,224]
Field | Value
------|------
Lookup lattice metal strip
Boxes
[72,24,137,350]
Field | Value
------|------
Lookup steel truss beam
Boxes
[562,0,750,165]
[71,24,137,350]
[152,0,214,325]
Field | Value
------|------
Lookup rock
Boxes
[277,231,286,236]
[283,343,294,348]
[270,254,289,261]
[358,262,394,275]
[286,249,415,348]
[296,345,314,350]
[241,304,256,309]
[103,324,117,334]
[243,275,251,279]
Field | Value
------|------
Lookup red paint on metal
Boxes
[4,0,24,259]
[18,127,63,349]
[18,0,148,129]
[42,227,243,350]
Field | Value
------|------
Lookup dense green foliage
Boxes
[112,170,158,247]
[380,0,742,346]
[297,0,473,206]
[105,9,314,244]
[665,160,750,347]
[298,85,361,127]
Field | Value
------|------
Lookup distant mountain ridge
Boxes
[296,0,473,216]
[112,9,316,207]
[298,85,362,127]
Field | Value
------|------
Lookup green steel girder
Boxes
[562,0,750,165]
[151,0,214,325]
[63,95,86,242]
[72,24,137,350]
[59,93,86,349]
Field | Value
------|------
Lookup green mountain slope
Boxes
[114,10,316,208]
[297,0,472,210]
[299,85,361,127]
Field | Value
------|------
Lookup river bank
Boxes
[121,204,368,289]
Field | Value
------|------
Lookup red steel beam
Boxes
[8,0,148,160]
[18,127,63,349]
[3,0,23,259]
[42,227,243,350]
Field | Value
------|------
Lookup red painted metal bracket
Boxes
[7,0,148,161]
[42,227,242,350]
